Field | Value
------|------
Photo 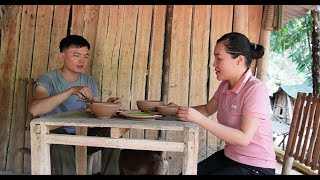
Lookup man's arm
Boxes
[29,85,93,117]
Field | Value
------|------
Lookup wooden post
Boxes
[256,5,272,84]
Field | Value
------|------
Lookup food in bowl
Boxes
[136,100,165,112]
[87,102,121,119]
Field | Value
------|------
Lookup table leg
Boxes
[75,127,88,175]
[182,126,199,175]
[30,121,51,174]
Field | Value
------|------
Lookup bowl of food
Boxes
[156,102,179,115]
[136,100,165,112]
[87,102,121,119]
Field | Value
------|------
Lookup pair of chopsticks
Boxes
[78,91,93,104]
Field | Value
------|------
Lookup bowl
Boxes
[136,100,165,112]
[86,102,121,119]
[156,105,178,115]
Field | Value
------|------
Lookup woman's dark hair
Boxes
[217,32,264,68]
[59,35,90,52]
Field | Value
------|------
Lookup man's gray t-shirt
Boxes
[34,69,99,133]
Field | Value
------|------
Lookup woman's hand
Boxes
[176,106,206,123]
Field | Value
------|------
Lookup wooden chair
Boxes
[282,92,320,175]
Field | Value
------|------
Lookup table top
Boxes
[32,108,198,131]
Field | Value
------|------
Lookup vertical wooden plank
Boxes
[30,5,54,79]
[83,5,100,75]
[0,5,22,171]
[6,5,36,174]
[131,5,153,108]
[248,5,263,75]
[166,5,193,175]
[23,78,35,174]
[145,5,166,140]
[207,5,233,157]
[130,5,153,139]
[146,5,166,101]
[100,5,124,101]
[233,5,249,36]
[257,6,271,83]
[92,5,110,100]
[48,5,70,71]
[189,5,211,162]
[117,5,138,110]
[71,5,86,36]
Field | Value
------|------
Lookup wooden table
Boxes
[30,109,199,175]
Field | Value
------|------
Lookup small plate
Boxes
[120,110,162,120]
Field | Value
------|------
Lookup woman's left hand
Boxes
[176,106,205,123]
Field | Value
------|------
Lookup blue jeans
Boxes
[197,149,275,175]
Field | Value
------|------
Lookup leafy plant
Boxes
[268,10,313,89]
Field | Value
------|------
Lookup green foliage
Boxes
[268,10,313,92]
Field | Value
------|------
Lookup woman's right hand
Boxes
[176,106,206,123]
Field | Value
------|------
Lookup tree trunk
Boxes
[311,6,320,94]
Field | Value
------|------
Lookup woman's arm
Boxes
[192,96,219,117]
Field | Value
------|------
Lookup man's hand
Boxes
[72,86,94,101]
[107,97,122,104]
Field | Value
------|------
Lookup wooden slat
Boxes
[130,5,153,108]
[288,93,305,156]
[45,134,185,152]
[99,6,124,101]
[300,94,318,163]
[83,5,100,75]
[189,5,211,162]
[167,5,193,175]
[130,5,153,139]
[48,5,70,71]
[248,5,263,74]
[6,5,36,174]
[207,5,233,157]
[233,5,249,36]
[146,5,166,101]
[0,6,22,171]
[30,5,54,79]
[145,5,166,140]
[311,124,320,169]
[91,5,110,100]
[71,5,86,35]
[294,93,312,160]
[306,99,320,165]
[117,5,139,110]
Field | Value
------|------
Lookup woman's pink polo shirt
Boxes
[213,70,276,169]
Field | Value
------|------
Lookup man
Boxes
[29,34,121,175]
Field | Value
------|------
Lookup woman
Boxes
[177,32,276,175]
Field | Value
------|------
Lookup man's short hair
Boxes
[59,35,90,52]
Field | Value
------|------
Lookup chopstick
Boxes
[78,91,93,104]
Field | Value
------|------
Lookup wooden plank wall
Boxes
[0,5,264,174]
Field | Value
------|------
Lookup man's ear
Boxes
[59,52,65,61]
